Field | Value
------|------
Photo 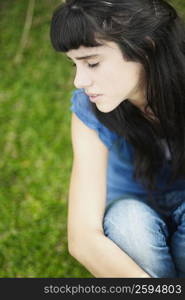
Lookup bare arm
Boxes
[68,113,151,278]
[69,227,151,278]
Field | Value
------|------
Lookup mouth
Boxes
[86,93,103,102]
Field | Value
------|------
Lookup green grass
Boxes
[0,0,184,278]
[0,0,91,277]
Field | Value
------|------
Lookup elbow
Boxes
[68,228,99,262]
[68,226,104,262]
[68,233,85,261]
[68,239,78,258]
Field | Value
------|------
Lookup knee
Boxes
[103,198,173,278]
[103,198,167,240]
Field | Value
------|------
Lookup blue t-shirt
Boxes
[70,88,185,205]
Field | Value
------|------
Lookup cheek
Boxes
[102,61,128,85]
[98,67,121,89]
[97,62,142,95]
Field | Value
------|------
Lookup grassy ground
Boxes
[0,0,184,278]
[0,0,91,277]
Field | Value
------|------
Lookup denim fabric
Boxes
[103,190,185,278]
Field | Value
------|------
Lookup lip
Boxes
[86,93,102,103]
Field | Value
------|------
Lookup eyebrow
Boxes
[67,54,100,61]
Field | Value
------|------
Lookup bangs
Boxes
[50,4,104,52]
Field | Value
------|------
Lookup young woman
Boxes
[50,0,185,278]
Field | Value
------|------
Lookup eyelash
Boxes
[72,62,99,68]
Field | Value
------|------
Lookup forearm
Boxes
[70,232,151,278]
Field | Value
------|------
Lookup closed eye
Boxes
[88,63,99,68]
[72,62,99,68]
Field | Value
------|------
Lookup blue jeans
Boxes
[103,190,185,278]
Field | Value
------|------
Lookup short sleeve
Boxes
[70,89,119,149]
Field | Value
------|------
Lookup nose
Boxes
[74,67,93,89]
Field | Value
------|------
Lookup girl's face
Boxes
[67,40,146,113]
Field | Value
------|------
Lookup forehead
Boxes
[66,41,121,59]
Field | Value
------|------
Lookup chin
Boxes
[97,106,115,113]
[96,105,117,113]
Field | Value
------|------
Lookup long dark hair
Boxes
[50,0,185,200]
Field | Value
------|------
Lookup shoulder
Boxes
[70,88,99,127]
[70,89,119,149]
